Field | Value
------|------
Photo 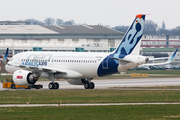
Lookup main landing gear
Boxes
[48,82,59,89]
[48,73,59,89]
[83,78,95,89]
[84,82,95,89]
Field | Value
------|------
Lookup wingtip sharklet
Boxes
[2,48,9,64]
[169,49,178,61]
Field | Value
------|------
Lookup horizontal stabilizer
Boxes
[141,49,178,66]
[110,57,132,65]
[110,57,132,62]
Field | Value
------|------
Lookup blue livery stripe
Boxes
[97,14,146,77]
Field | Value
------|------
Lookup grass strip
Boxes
[0,90,180,104]
[0,105,180,120]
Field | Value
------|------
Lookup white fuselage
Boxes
[6,51,109,78]
[5,51,147,79]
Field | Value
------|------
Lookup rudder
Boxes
[114,14,146,57]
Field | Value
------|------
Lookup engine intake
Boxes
[27,73,39,84]
[145,58,149,63]
[13,70,39,85]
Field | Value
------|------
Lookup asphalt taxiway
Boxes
[1,102,180,107]
[0,77,180,90]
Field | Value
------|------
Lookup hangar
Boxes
[0,25,124,56]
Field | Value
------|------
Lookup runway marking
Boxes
[0,103,180,107]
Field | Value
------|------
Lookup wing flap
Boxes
[40,66,66,74]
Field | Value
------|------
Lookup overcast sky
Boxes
[0,0,179,29]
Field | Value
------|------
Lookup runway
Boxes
[0,77,180,90]
[1,102,180,107]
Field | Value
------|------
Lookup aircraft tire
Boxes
[48,82,55,89]
[84,83,90,89]
[54,82,59,89]
[89,82,95,89]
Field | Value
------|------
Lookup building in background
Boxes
[0,24,180,71]
[0,25,124,56]
[141,35,180,48]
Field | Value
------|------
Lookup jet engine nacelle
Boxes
[13,70,39,85]
[66,79,84,85]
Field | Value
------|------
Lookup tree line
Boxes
[21,17,76,25]
[113,20,180,36]
[20,18,180,36]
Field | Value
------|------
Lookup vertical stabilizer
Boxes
[114,14,146,58]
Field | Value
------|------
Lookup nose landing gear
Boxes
[48,73,59,89]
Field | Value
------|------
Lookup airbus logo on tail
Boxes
[114,15,145,57]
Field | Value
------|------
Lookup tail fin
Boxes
[169,49,178,62]
[114,14,146,57]
[2,48,9,64]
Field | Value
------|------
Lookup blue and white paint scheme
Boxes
[169,49,178,62]
[5,14,149,89]
[2,48,9,64]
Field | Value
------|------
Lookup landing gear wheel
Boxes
[54,82,59,89]
[89,82,95,89]
[48,82,55,89]
[84,83,90,89]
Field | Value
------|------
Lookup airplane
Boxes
[2,48,9,64]
[5,14,149,89]
[139,49,178,69]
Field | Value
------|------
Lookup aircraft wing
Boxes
[39,66,67,74]
[141,49,178,67]
[7,62,67,74]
